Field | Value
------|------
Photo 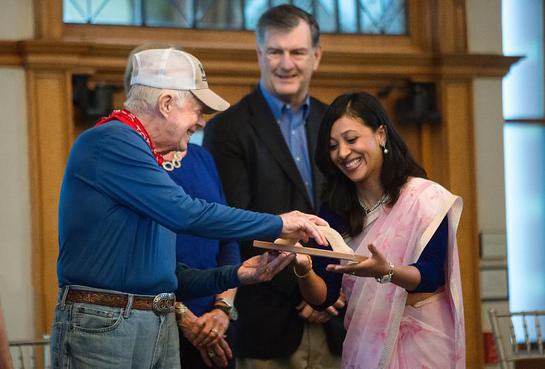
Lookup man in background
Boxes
[204,5,344,369]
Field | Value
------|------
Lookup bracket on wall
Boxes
[378,81,441,125]
[72,75,121,124]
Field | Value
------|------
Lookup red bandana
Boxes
[95,109,164,166]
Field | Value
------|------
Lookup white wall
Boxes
[466,1,505,231]
[0,0,33,40]
[0,0,35,340]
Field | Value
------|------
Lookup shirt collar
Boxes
[259,82,310,121]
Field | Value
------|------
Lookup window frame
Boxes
[39,0,432,55]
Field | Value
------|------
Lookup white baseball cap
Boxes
[130,48,229,113]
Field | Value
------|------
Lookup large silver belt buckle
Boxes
[152,293,175,315]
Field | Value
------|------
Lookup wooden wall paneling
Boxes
[435,80,483,369]
[26,69,44,337]
[27,69,74,334]
[205,84,255,107]
[33,0,63,40]
[408,0,434,52]
[61,27,426,56]
[419,122,441,177]
[57,1,432,55]
[376,90,424,165]
[430,0,468,54]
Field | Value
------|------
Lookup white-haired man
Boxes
[51,48,328,369]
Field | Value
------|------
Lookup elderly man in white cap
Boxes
[51,48,328,369]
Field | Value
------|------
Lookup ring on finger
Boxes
[210,327,219,336]
[208,351,215,358]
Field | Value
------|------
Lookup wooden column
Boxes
[33,0,63,40]
[432,80,482,368]
[27,68,74,332]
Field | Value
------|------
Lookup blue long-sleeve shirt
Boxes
[168,143,241,315]
[175,263,240,299]
[58,121,282,295]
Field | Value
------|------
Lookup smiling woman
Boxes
[293,92,466,369]
[316,92,427,236]
[328,115,386,199]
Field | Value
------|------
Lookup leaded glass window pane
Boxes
[143,0,192,28]
[63,0,408,35]
[196,0,244,29]
[64,0,136,25]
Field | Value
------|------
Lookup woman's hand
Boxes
[325,244,422,290]
[293,248,313,277]
[326,244,389,278]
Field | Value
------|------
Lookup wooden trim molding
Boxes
[0,42,22,65]
[61,24,429,55]
[33,0,63,39]
[430,0,468,53]
[42,0,433,55]
[0,40,521,81]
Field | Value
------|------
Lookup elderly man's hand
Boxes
[279,211,329,245]
[237,252,295,284]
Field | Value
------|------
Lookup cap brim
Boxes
[191,88,230,114]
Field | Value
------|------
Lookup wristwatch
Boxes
[214,298,238,321]
[375,262,395,284]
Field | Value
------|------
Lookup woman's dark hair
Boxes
[316,92,427,236]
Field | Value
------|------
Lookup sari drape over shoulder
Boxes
[342,178,465,369]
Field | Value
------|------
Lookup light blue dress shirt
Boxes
[259,82,314,205]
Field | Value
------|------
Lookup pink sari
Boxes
[341,178,465,369]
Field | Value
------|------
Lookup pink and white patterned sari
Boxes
[341,177,465,369]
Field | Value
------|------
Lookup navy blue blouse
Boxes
[309,206,448,310]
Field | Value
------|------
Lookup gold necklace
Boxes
[162,151,183,172]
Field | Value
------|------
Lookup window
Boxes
[63,0,408,35]
[502,0,545,322]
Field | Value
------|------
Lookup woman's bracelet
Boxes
[293,255,313,279]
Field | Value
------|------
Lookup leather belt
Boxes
[65,289,175,314]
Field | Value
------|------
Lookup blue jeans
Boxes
[51,286,180,369]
